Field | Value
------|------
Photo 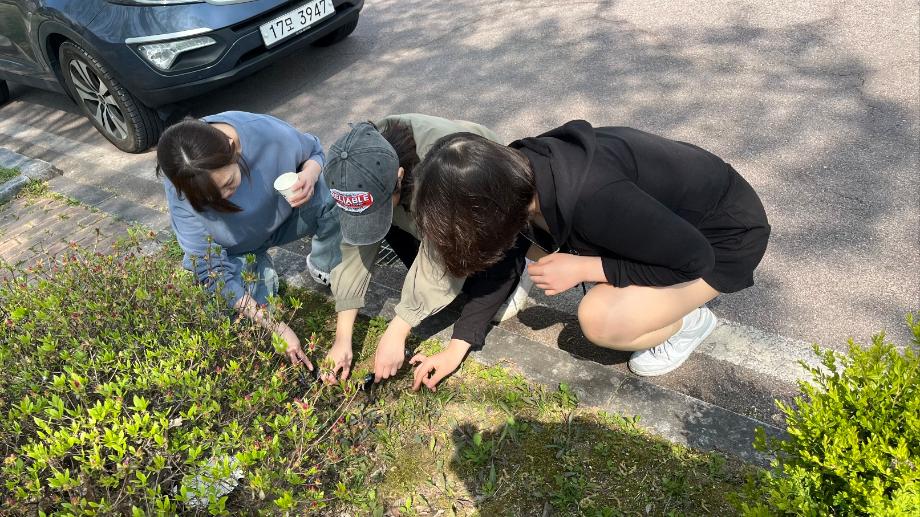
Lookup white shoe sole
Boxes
[492,264,534,323]
[306,253,330,286]
[493,288,529,323]
[628,311,718,377]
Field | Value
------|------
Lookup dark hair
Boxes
[413,133,536,277]
[377,120,420,206]
[155,118,249,213]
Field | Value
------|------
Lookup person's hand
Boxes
[410,339,470,392]
[278,323,313,369]
[373,325,408,383]
[528,253,597,296]
[287,159,323,207]
[322,337,353,384]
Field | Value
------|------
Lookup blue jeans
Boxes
[230,176,341,305]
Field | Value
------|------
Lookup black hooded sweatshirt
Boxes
[510,120,753,288]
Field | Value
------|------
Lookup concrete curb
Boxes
[0,174,31,205]
[0,147,61,204]
[699,319,821,385]
[0,147,60,181]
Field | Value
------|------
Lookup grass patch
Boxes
[0,166,18,183]
[15,180,80,208]
[282,286,755,516]
[16,179,53,208]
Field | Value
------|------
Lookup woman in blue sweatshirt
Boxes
[156,111,341,368]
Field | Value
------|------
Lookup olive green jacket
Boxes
[329,113,501,326]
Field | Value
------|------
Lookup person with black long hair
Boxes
[412,122,770,376]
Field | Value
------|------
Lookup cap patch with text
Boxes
[330,189,374,213]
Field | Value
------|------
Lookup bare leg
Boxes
[576,278,719,351]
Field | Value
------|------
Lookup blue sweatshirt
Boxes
[163,111,325,305]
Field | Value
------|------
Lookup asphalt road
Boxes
[2,0,918,350]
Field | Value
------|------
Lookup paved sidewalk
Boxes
[0,194,130,272]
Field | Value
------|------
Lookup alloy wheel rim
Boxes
[68,58,128,141]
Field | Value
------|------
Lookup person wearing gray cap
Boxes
[320,114,533,390]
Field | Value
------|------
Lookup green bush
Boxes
[0,241,374,515]
[740,315,920,516]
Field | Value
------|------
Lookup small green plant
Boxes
[462,431,494,466]
[550,469,591,509]
[556,382,579,411]
[20,179,49,198]
[739,314,920,516]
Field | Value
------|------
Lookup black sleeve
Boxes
[451,235,529,350]
[578,181,714,287]
[384,224,421,269]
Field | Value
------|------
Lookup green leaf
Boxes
[132,395,149,412]
[274,490,296,511]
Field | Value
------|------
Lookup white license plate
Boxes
[259,0,336,47]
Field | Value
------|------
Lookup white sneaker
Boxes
[628,307,717,377]
[306,253,330,286]
[492,259,534,323]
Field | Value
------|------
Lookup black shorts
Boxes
[698,167,771,293]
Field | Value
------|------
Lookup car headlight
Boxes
[137,36,217,71]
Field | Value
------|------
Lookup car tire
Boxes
[313,17,358,47]
[58,41,163,153]
[0,80,9,105]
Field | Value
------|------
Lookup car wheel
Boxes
[58,41,163,153]
[0,80,9,105]
[313,17,358,47]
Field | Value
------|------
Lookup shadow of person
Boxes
[410,293,468,342]
[558,322,632,367]
[447,415,746,516]
[514,305,632,366]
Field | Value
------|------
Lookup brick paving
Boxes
[0,194,129,272]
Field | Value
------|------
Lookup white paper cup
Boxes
[273,172,299,201]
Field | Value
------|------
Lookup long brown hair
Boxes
[414,133,536,277]
[155,118,249,213]
[377,120,420,207]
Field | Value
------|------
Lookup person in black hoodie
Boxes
[411,121,770,377]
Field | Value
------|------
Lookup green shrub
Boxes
[740,315,920,516]
[0,242,374,515]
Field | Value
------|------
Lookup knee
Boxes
[577,298,641,349]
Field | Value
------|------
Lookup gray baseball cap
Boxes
[323,122,400,246]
